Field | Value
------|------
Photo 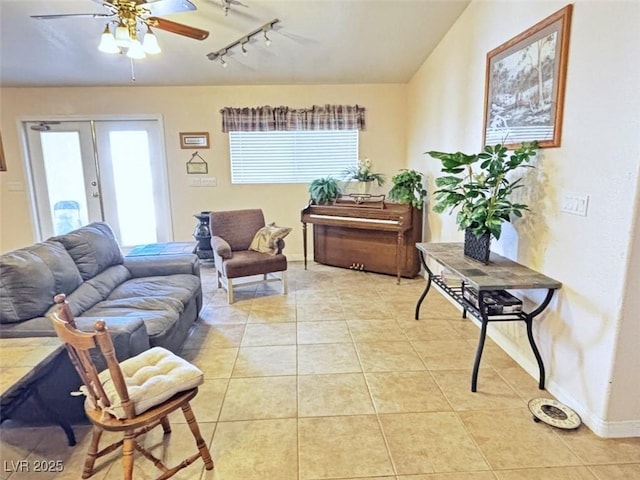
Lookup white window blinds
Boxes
[229,129,358,184]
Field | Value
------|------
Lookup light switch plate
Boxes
[201,177,217,187]
[561,193,589,216]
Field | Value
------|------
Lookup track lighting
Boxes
[206,19,279,66]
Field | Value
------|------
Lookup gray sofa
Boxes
[0,222,203,425]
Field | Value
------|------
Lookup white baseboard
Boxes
[488,328,640,438]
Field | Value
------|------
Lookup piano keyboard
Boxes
[308,214,400,225]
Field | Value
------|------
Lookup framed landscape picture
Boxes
[483,5,573,149]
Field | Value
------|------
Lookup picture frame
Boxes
[483,4,573,149]
[0,132,6,171]
[179,132,210,149]
[186,151,209,174]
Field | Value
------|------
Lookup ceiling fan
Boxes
[32,0,209,59]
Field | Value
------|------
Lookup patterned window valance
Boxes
[220,104,366,132]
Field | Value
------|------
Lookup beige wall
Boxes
[0,84,407,255]
[406,0,640,436]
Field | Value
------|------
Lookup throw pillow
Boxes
[249,222,292,255]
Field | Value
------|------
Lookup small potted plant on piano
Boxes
[388,169,427,209]
[342,157,385,195]
[308,177,341,205]
[427,141,539,263]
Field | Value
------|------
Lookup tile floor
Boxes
[1,262,639,480]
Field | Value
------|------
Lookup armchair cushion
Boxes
[249,223,292,255]
[210,209,266,251]
[221,250,287,279]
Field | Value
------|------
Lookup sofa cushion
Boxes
[64,265,132,316]
[108,275,201,307]
[0,241,83,323]
[87,347,203,419]
[53,222,124,280]
[84,297,184,340]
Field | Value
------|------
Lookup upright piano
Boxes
[300,198,423,282]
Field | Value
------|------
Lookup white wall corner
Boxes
[489,329,640,438]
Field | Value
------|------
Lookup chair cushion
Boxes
[222,250,287,279]
[90,347,204,419]
[249,223,292,255]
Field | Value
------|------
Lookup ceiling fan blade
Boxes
[139,0,197,17]
[31,13,115,20]
[149,17,209,40]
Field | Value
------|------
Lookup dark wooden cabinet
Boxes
[301,202,423,280]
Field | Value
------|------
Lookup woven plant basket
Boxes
[464,228,491,264]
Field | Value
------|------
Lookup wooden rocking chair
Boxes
[49,294,214,479]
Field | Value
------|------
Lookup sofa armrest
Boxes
[211,236,232,259]
[123,254,200,278]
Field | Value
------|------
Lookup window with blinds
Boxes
[229,130,359,184]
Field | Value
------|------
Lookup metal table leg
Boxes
[525,289,555,390]
[470,288,555,392]
[414,251,432,320]
[471,290,489,392]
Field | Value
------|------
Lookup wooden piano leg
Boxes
[302,222,308,270]
[396,231,403,284]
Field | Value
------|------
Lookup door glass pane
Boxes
[109,131,157,246]
[40,132,89,235]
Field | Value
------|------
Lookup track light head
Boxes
[206,19,280,66]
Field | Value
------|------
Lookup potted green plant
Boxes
[308,177,341,205]
[426,141,539,263]
[342,157,385,194]
[388,169,427,209]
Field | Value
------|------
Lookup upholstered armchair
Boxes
[209,209,289,303]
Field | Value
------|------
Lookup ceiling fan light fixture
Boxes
[142,26,161,55]
[126,37,146,59]
[98,24,119,54]
[115,22,131,47]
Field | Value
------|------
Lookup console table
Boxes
[414,243,562,392]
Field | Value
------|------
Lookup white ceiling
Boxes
[0,0,470,87]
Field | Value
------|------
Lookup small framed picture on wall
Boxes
[179,132,210,149]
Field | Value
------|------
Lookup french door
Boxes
[24,119,172,247]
